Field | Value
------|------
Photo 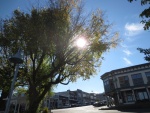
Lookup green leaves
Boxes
[14,87,27,95]
[1,0,119,85]
[128,0,150,30]
[0,1,120,112]
[137,48,150,62]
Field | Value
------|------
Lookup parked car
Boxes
[93,101,105,107]
[63,104,71,108]
[102,100,107,105]
[71,103,77,107]
[77,102,82,106]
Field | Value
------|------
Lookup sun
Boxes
[76,38,86,48]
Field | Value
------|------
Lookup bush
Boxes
[42,107,49,113]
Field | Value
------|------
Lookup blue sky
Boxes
[0,0,149,94]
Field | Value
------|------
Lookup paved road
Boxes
[52,105,150,113]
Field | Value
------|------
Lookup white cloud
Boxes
[123,57,133,65]
[124,23,144,36]
[123,49,132,56]
[125,23,143,31]
[120,43,128,48]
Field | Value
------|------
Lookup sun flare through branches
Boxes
[76,38,87,48]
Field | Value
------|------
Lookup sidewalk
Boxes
[100,102,150,110]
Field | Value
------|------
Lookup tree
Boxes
[137,48,150,62]
[0,0,119,112]
[14,87,27,96]
[0,19,15,110]
[128,0,150,30]
[0,19,27,110]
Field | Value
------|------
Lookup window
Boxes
[125,91,134,102]
[104,80,110,92]
[145,71,150,83]
[104,80,109,86]
[104,79,114,92]
[109,79,115,89]
[131,73,144,86]
[119,76,130,88]
[127,95,133,102]
[136,92,148,100]
[127,94,133,102]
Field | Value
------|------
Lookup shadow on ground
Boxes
[100,104,150,113]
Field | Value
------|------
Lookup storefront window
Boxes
[126,91,134,102]
[136,91,148,100]
[139,92,144,100]
[144,92,148,99]
[127,95,133,102]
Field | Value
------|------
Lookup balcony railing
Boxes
[120,83,130,88]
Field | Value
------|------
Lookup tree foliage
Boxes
[0,0,119,112]
[0,19,15,110]
[137,48,150,62]
[128,0,150,30]
[14,87,27,95]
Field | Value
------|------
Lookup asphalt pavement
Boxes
[51,105,150,113]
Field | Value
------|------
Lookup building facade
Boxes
[10,93,28,113]
[56,89,95,106]
[46,89,104,108]
[101,63,150,105]
[9,89,105,112]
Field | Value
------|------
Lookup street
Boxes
[52,105,150,113]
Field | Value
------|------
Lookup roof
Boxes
[100,62,150,80]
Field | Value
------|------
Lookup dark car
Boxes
[77,102,82,106]
[93,101,105,107]
[71,103,77,107]
[63,104,71,108]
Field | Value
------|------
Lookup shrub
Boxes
[42,107,49,113]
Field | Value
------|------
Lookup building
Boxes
[9,89,104,112]
[43,94,69,109]
[56,89,89,106]
[96,93,106,102]
[101,63,150,105]
[10,93,27,113]
[50,89,103,107]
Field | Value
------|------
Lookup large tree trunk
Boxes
[26,84,48,113]
[27,100,40,113]
[26,93,47,113]
[26,84,54,112]
[0,91,9,111]
[26,85,40,113]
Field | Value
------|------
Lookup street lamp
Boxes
[4,49,23,113]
